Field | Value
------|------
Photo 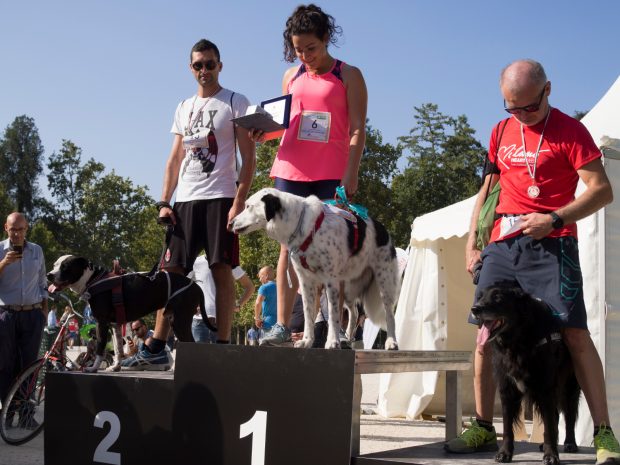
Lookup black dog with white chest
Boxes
[471,285,581,465]
[47,255,210,372]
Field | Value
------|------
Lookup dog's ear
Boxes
[262,193,283,222]
[74,257,91,271]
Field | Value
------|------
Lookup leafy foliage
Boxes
[39,139,161,271]
[389,104,486,246]
[356,123,401,229]
[0,116,44,215]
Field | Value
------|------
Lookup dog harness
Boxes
[287,204,365,283]
[536,332,562,347]
[297,211,325,271]
[81,270,195,322]
[81,266,128,328]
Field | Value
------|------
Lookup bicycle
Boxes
[0,293,82,445]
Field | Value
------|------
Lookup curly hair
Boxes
[282,4,342,63]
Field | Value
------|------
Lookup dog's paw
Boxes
[294,339,313,349]
[105,364,121,373]
[495,449,513,463]
[542,454,560,465]
[563,443,579,453]
[384,338,399,350]
[325,338,340,350]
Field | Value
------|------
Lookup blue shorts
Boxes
[469,234,587,329]
[274,178,340,201]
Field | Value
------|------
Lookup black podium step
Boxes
[45,344,355,465]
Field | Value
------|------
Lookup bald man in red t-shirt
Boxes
[445,59,618,465]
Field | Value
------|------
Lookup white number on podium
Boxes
[239,410,267,465]
[93,410,121,465]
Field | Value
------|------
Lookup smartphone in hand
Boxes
[9,243,23,255]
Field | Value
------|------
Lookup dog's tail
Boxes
[357,268,388,330]
[198,288,218,333]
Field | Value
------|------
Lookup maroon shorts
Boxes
[162,198,239,273]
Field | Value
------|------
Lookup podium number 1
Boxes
[239,410,267,465]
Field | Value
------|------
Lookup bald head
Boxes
[6,212,27,226]
[258,266,275,283]
[500,59,547,93]
[5,212,28,246]
[500,59,551,126]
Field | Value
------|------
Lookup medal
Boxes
[527,185,540,198]
[520,108,551,199]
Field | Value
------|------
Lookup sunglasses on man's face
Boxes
[191,60,218,72]
[503,85,547,115]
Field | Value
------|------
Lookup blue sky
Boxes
[1,1,619,200]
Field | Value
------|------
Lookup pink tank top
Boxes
[270,59,349,182]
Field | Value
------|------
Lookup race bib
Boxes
[498,215,524,239]
[298,111,331,142]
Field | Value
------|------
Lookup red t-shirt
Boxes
[488,108,601,243]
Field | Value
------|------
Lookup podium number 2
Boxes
[239,410,267,465]
[93,411,121,465]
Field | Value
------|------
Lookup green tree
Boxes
[0,115,45,214]
[78,172,161,270]
[390,104,486,246]
[356,123,401,228]
[573,110,588,121]
[234,140,280,337]
[237,140,280,281]
[41,141,161,271]
[0,184,15,225]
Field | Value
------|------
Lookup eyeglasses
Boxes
[503,84,547,114]
[191,60,218,72]
[131,324,144,331]
[8,228,26,233]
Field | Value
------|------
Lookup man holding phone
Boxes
[0,212,48,425]
[125,319,154,357]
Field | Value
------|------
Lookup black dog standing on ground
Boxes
[471,285,581,465]
[47,255,211,371]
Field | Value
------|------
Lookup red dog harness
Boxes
[298,211,325,271]
[295,208,363,271]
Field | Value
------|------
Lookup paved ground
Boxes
[0,348,597,465]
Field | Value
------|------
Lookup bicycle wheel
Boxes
[0,358,49,445]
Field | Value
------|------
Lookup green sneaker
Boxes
[444,418,498,453]
[594,425,620,465]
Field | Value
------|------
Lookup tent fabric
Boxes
[378,75,620,446]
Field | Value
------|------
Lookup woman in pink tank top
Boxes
[249,4,368,345]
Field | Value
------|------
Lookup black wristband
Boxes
[155,201,172,211]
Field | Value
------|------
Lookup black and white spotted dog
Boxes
[231,188,399,350]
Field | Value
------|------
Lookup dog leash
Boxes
[148,219,174,279]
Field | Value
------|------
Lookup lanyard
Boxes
[186,86,221,134]
[519,108,551,198]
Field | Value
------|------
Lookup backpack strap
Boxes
[230,91,240,180]
[480,118,509,203]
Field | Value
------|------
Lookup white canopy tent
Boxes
[377,75,620,446]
